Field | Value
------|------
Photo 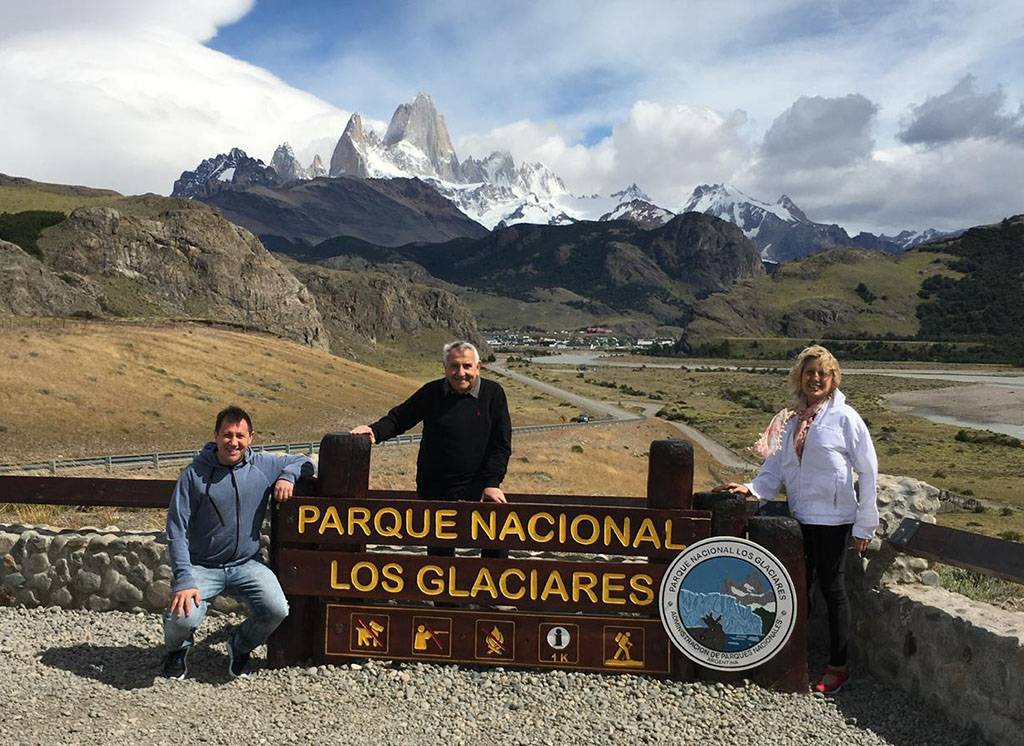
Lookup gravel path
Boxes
[0,607,976,746]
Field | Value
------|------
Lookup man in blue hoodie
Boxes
[162,405,314,680]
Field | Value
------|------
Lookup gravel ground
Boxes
[0,607,977,746]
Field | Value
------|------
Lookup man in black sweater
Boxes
[351,341,512,557]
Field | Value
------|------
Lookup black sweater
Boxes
[369,378,512,500]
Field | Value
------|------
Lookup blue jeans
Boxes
[163,559,289,655]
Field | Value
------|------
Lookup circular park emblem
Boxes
[659,536,796,672]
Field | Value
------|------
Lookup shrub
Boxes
[997,531,1022,542]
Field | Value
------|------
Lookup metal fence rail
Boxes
[0,416,641,475]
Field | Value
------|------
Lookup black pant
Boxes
[420,491,508,560]
[801,523,852,667]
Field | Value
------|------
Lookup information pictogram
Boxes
[603,625,645,668]
[350,613,389,654]
[475,620,515,661]
[539,623,579,664]
[411,616,452,658]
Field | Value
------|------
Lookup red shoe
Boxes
[814,666,849,694]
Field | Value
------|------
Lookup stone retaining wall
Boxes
[849,474,1024,746]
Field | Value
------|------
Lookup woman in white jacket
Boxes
[716,345,878,694]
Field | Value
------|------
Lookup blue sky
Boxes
[1,0,1023,232]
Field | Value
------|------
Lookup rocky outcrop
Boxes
[39,198,328,349]
[286,260,491,358]
[269,142,308,182]
[383,92,460,181]
[171,148,279,199]
[329,113,375,178]
[0,239,100,317]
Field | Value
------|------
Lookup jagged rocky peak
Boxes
[611,183,651,203]
[171,148,278,199]
[383,92,459,181]
[270,142,308,182]
[330,113,372,178]
[775,194,808,223]
[308,154,326,178]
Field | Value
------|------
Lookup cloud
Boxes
[0,2,348,195]
[760,95,879,169]
[898,75,1024,146]
[458,102,751,208]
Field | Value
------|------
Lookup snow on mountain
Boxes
[308,154,326,179]
[681,183,806,239]
[171,148,278,199]
[599,199,675,229]
[611,183,651,203]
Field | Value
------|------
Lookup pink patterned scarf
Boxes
[752,398,827,460]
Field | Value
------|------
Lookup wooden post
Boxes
[646,439,694,510]
[646,438,696,681]
[692,491,748,537]
[268,433,371,668]
[745,516,808,693]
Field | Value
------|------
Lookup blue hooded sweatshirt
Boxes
[165,443,314,593]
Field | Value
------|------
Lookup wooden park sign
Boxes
[268,435,809,691]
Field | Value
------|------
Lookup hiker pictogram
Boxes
[603,626,644,668]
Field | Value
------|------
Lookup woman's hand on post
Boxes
[712,482,750,495]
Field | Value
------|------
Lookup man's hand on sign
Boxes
[169,588,201,618]
[273,478,294,503]
[481,487,507,503]
[350,425,376,444]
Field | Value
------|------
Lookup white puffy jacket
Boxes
[746,389,879,540]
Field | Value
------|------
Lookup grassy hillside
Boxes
[0,318,418,463]
[685,248,962,346]
[0,318,573,465]
[0,174,121,215]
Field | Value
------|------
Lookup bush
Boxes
[955,429,1022,448]
[0,210,66,258]
[998,530,1023,542]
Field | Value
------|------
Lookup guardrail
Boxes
[0,416,640,475]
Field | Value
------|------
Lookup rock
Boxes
[73,570,101,594]
[144,579,171,610]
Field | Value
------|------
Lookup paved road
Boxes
[487,361,753,470]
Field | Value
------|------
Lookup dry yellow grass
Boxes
[0,317,418,463]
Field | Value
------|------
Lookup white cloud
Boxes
[0,2,348,195]
[458,102,750,208]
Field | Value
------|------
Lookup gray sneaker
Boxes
[227,635,253,679]
[161,648,189,680]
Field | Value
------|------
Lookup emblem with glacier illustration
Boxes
[659,536,796,671]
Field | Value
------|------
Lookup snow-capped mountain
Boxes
[680,183,957,261]
[171,147,279,199]
[599,199,675,229]
[269,142,308,182]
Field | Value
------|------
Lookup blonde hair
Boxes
[787,345,842,405]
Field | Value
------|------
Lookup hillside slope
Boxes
[683,247,961,344]
[0,319,418,463]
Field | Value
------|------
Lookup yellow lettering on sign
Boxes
[498,568,526,600]
[297,505,320,534]
[664,519,687,550]
[446,566,470,597]
[405,508,430,539]
[569,514,600,545]
[470,568,499,599]
[351,561,379,592]
[435,509,457,539]
[628,574,655,605]
[603,516,630,548]
[348,507,371,538]
[540,570,569,602]
[471,510,496,541]
[381,562,404,593]
[329,560,351,590]
[373,507,404,539]
[632,518,661,549]
[498,512,526,542]
[319,506,344,536]
[527,512,555,542]
[417,565,444,595]
[571,571,599,603]
[601,572,627,605]
[557,513,568,543]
